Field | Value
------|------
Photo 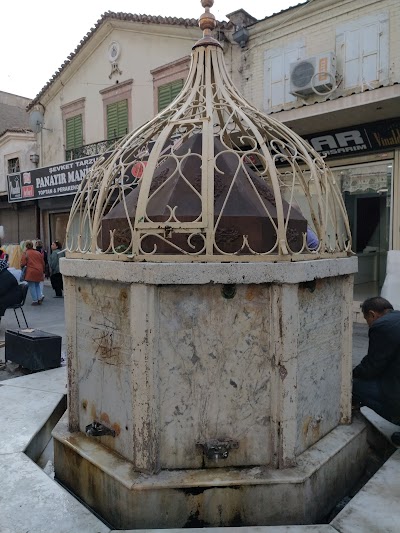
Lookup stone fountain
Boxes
[53,1,367,528]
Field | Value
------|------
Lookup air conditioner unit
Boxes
[289,52,336,96]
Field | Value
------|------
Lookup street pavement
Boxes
[0,281,65,379]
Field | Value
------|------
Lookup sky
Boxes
[0,0,301,100]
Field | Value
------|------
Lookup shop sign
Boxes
[303,117,400,158]
[7,155,99,203]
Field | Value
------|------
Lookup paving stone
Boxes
[0,453,109,533]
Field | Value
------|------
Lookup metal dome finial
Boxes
[199,0,216,36]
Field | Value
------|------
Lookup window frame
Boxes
[336,12,389,90]
[151,56,190,115]
[61,97,86,153]
[7,157,20,174]
[100,79,133,140]
[263,39,306,111]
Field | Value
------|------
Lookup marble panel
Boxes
[295,277,345,454]
[74,278,134,461]
[158,284,272,469]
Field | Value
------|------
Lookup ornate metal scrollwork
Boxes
[66,1,352,262]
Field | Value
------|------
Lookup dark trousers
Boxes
[50,273,63,296]
[353,378,395,423]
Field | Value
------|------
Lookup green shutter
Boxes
[158,79,184,112]
[66,115,83,150]
[107,100,128,139]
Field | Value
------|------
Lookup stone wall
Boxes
[62,257,356,473]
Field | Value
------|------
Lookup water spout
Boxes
[197,438,239,461]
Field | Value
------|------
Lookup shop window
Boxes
[65,115,83,151]
[263,40,305,109]
[107,99,129,140]
[7,157,20,174]
[332,161,392,300]
[158,79,184,112]
[336,13,389,89]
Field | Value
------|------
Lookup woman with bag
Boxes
[20,241,45,305]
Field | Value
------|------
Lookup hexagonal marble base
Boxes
[53,413,367,530]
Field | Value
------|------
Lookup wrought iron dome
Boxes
[66,0,352,262]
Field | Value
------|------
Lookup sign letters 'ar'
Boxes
[304,117,400,158]
[310,131,366,154]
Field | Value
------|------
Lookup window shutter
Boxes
[337,13,389,89]
[264,41,304,110]
[268,51,285,109]
[344,28,361,87]
[107,100,129,139]
[362,23,379,84]
[378,17,389,83]
[170,79,184,100]
[158,79,184,112]
[284,46,302,104]
[117,99,128,136]
[66,115,83,150]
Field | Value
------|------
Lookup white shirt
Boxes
[8,267,21,282]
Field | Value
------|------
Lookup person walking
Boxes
[49,240,64,298]
[20,241,45,305]
[35,239,49,302]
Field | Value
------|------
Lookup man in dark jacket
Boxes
[0,259,22,320]
[353,296,400,427]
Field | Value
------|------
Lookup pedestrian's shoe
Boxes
[31,301,39,306]
[391,432,400,446]
[39,296,44,303]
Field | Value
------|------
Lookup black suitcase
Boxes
[5,329,62,371]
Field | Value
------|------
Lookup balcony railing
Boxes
[65,136,124,161]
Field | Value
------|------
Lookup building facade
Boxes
[4,0,400,302]
[4,12,207,248]
[234,0,400,300]
[0,91,37,243]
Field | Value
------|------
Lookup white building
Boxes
[0,91,36,243]
[232,0,400,300]
[5,11,212,247]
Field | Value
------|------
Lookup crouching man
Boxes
[353,297,400,444]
